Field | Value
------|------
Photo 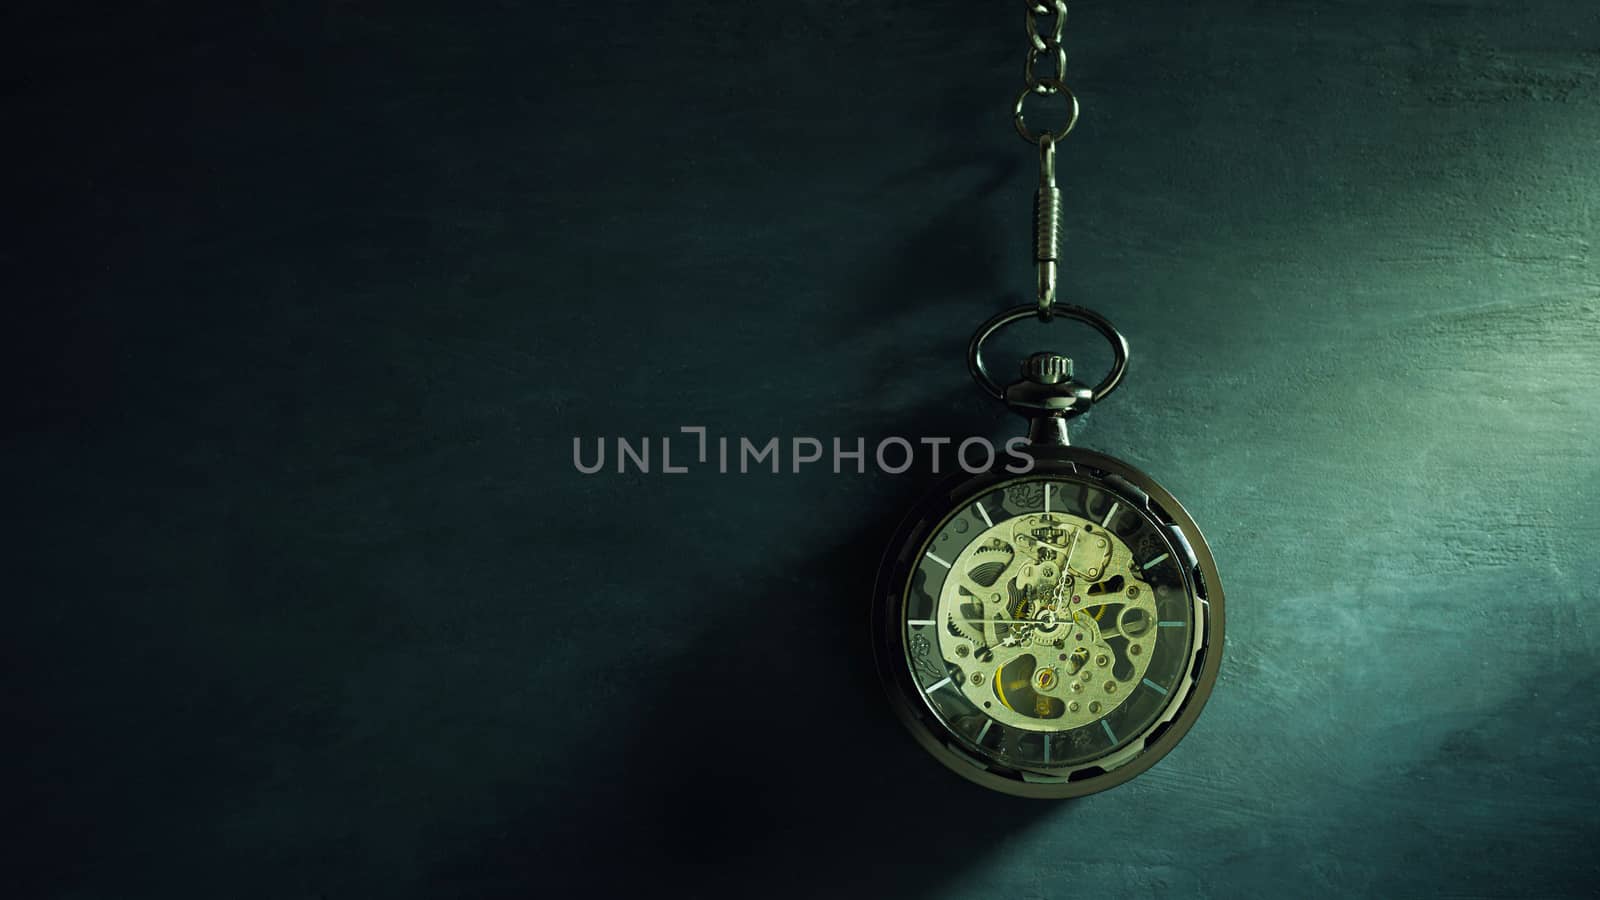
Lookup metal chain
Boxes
[1015,0,1078,145]
[1016,1,1076,317]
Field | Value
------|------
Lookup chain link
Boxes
[1024,1,1065,55]
[1015,0,1077,144]
[1024,42,1067,89]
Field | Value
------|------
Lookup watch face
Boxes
[873,448,1223,797]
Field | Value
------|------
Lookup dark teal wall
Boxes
[11,1,1598,897]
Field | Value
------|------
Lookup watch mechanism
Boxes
[936,512,1156,732]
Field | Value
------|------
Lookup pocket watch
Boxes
[870,310,1225,798]
[870,2,1225,799]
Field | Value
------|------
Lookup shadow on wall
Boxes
[423,165,1065,895]
[421,394,1062,897]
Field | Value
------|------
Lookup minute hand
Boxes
[1040,527,1107,578]
[1049,527,1081,602]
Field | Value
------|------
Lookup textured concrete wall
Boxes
[11,1,1599,897]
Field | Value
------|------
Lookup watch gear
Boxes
[946,609,982,645]
[936,510,1158,732]
[966,543,1015,588]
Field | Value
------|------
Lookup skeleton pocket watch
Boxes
[870,2,1225,798]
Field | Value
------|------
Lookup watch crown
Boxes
[1022,352,1073,385]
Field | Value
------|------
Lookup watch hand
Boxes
[952,619,1105,626]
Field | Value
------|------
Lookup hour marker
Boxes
[926,552,953,569]
[908,618,935,626]
[1158,620,1185,628]
[1101,720,1117,743]
[1043,737,1051,764]
[1101,501,1120,527]
[1141,678,1168,695]
[977,719,993,742]
[1140,552,1169,570]
[926,676,954,693]
[975,501,993,527]
[1043,484,1050,513]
